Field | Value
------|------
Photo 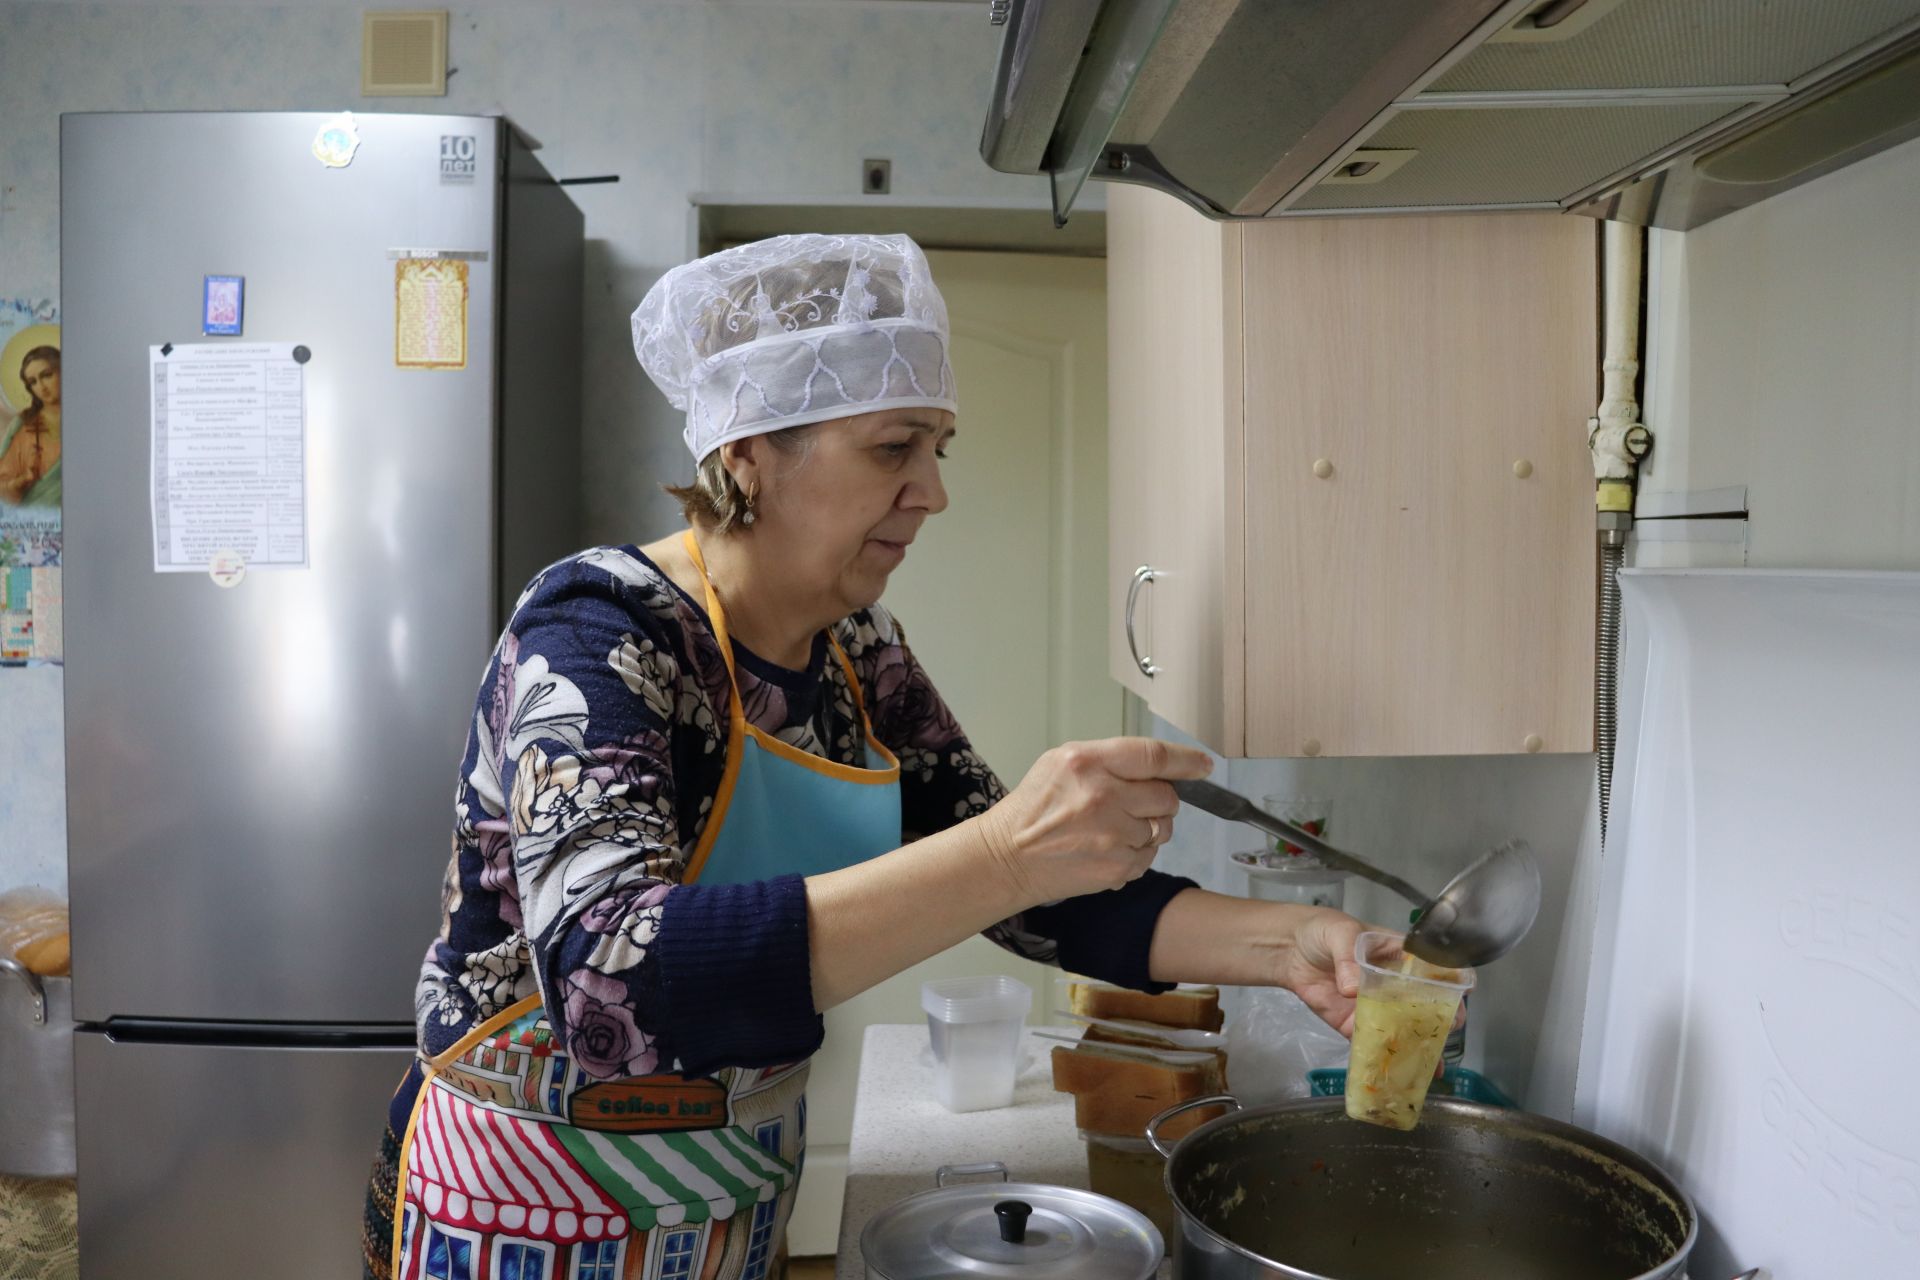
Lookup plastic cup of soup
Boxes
[1345,932,1475,1131]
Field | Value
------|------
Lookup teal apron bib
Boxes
[393,530,901,1280]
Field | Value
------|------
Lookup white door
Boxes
[784,250,1116,1253]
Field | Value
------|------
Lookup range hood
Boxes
[980,0,1920,229]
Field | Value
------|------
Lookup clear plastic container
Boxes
[921,975,1033,1113]
[1344,932,1475,1131]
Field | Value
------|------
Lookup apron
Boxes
[392,530,901,1280]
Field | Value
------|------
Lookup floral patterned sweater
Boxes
[410,544,1195,1087]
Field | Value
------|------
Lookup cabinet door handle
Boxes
[1125,565,1161,678]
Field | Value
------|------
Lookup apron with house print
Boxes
[392,531,902,1280]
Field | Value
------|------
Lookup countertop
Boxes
[834,1022,1172,1278]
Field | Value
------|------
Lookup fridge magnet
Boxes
[202,276,244,336]
[207,548,247,589]
[394,258,469,370]
[311,112,362,169]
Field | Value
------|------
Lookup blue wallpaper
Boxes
[0,0,1045,893]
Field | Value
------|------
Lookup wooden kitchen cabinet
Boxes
[1108,184,1597,757]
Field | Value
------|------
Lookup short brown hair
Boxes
[664,424,818,531]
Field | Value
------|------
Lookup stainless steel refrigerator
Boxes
[60,111,582,1276]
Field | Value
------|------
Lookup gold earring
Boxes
[741,480,759,527]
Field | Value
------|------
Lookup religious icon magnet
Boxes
[202,276,244,336]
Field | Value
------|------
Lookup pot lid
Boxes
[860,1176,1162,1280]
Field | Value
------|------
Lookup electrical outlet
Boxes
[863,158,891,195]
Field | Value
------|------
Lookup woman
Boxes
[0,345,61,507]
[365,235,1370,1280]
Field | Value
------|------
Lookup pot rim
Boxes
[1156,1095,1700,1280]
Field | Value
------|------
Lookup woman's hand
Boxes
[1271,907,1370,1037]
[976,737,1214,906]
[1270,911,1466,1056]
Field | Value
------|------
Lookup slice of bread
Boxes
[1049,1042,1228,1140]
[1068,981,1223,1033]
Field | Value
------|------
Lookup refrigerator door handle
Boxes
[96,1018,418,1049]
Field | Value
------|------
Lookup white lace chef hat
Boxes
[632,233,959,462]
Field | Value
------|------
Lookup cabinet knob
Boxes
[1524,734,1544,753]
[1312,459,1334,480]
[1302,739,1322,757]
[1513,459,1534,479]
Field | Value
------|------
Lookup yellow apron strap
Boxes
[393,993,548,1273]
[426,993,546,1072]
[681,528,899,790]
[388,1076,430,1277]
[826,632,870,721]
[827,631,901,770]
[681,529,749,731]
[678,529,749,886]
[683,528,884,735]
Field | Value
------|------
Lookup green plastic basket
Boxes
[1307,1066,1517,1108]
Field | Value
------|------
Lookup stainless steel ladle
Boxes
[1173,778,1542,968]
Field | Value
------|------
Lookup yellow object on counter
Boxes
[1344,932,1475,1131]
[0,889,69,977]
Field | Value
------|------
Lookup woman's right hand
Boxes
[976,737,1215,905]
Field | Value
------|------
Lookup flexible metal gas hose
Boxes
[1592,221,1648,845]
[1596,539,1626,843]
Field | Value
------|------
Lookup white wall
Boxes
[0,0,1046,545]
[0,666,67,893]
[0,0,1057,896]
[1639,134,1920,570]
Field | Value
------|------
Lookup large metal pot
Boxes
[1146,1095,1695,1280]
[0,958,76,1178]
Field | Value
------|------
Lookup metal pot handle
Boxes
[1145,1093,1241,1159]
[936,1162,1009,1188]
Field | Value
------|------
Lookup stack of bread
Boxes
[1049,981,1228,1239]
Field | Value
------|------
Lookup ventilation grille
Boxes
[362,9,447,97]
[1290,102,1739,210]
[1433,0,1920,93]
